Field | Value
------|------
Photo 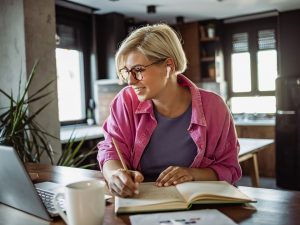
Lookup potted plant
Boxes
[0,61,56,163]
[57,131,98,169]
[0,61,99,168]
[207,23,216,38]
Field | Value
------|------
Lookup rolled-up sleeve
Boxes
[97,90,133,171]
[208,110,242,184]
[209,138,241,184]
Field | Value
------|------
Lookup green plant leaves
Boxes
[0,60,98,169]
[0,60,56,164]
[57,131,98,169]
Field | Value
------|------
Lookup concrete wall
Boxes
[0,0,61,162]
[0,0,26,108]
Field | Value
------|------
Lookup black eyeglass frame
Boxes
[118,59,165,83]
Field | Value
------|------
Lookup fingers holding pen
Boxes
[109,169,144,197]
[131,170,144,183]
[110,175,132,197]
[125,169,144,195]
[111,138,143,196]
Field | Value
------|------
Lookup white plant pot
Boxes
[207,28,215,38]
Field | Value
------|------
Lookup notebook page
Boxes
[176,181,253,203]
[116,182,185,208]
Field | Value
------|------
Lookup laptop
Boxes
[0,145,64,221]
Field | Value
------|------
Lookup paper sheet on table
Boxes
[130,209,238,225]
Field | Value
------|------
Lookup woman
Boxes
[97,23,241,197]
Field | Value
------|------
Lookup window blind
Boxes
[232,32,248,53]
[56,24,81,50]
[258,29,276,50]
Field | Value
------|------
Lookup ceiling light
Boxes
[147,5,156,14]
[176,16,184,24]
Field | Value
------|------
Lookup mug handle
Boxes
[53,192,68,224]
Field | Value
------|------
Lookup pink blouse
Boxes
[97,75,242,184]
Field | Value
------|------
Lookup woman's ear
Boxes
[165,58,174,79]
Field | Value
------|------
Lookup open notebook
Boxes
[115,181,255,214]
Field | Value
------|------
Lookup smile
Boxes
[133,87,144,94]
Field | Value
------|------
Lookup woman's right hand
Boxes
[108,169,144,197]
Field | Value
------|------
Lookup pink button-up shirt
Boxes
[97,75,242,184]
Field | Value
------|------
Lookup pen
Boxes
[112,137,140,195]
[112,137,128,171]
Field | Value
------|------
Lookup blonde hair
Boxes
[115,23,187,75]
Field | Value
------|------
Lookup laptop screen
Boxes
[0,145,52,221]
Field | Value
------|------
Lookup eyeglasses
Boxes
[118,59,164,83]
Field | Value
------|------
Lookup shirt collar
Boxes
[133,74,207,127]
[177,75,207,127]
[135,100,153,114]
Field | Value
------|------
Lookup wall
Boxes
[0,0,61,162]
[95,80,126,126]
[0,0,26,108]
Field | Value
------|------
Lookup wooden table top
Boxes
[1,163,299,225]
[238,138,274,157]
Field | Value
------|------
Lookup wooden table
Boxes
[238,138,274,187]
[1,163,300,225]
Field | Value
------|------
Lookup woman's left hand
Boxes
[155,166,194,187]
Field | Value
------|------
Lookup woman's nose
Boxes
[127,72,138,85]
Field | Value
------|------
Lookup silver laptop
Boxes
[0,145,64,221]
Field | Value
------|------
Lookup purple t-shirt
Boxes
[140,104,197,181]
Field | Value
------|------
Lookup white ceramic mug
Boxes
[53,180,105,225]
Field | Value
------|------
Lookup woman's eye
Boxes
[133,67,144,72]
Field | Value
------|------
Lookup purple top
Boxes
[140,104,197,181]
[97,75,242,184]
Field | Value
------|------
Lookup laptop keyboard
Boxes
[36,188,64,213]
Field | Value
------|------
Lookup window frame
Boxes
[224,17,278,99]
[55,5,92,125]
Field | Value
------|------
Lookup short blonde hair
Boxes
[115,23,187,75]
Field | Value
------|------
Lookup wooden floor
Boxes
[237,176,278,189]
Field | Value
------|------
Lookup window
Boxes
[55,6,92,124]
[257,29,277,91]
[230,96,276,114]
[56,48,85,121]
[231,52,251,92]
[225,17,278,115]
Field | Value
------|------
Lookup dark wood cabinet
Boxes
[175,21,224,83]
[176,22,201,82]
[199,37,223,82]
[279,9,300,77]
[96,13,126,80]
